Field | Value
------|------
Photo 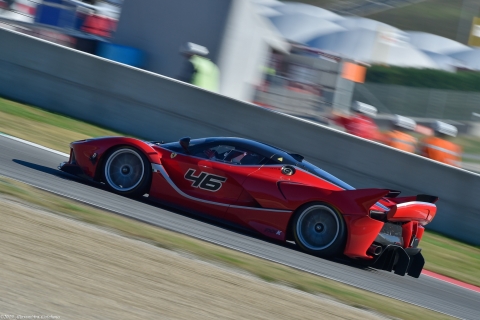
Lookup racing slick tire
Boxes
[103,146,152,197]
[292,202,346,257]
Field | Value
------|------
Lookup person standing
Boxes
[332,101,381,141]
[178,42,219,93]
[421,121,462,166]
[3,0,14,10]
[382,115,418,153]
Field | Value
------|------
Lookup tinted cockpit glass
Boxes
[299,161,355,190]
[194,145,266,165]
[161,138,208,153]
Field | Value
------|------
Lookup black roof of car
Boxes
[160,137,300,165]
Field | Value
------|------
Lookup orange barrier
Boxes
[342,62,366,83]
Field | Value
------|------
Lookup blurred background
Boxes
[2,0,480,171]
[1,3,480,318]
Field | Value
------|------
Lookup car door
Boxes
[208,152,262,206]
[159,148,229,218]
[160,141,275,215]
[240,155,294,210]
[187,143,262,206]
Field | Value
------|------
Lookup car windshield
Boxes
[300,161,355,190]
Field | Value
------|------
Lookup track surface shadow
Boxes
[13,159,95,184]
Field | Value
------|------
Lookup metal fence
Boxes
[353,83,480,121]
[253,80,480,128]
[252,52,344,122]
[253,77,333,122]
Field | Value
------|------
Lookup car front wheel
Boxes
[293,203,346,257]
[103,147,151,197]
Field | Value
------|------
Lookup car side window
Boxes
[194,144,266,165]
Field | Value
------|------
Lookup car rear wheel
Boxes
[103,147,151,197]
[293,203,346,257]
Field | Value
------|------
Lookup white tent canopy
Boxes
[254,5,282,17]
[250,0,283,6]
[450,49,480,70]
[252,1,461,70]
[251,0,284,16]
[306,29,376,61]
[271,2,342,21]
[306,29,440,69]
[269,13,346,43]
[406,32,471,55]
[421,50,463,72]
[335,17,405,34]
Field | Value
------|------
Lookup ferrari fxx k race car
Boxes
[59,136,438,278]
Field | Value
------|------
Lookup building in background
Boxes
[113,0,289,101]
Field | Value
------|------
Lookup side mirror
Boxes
[179,137,191,153]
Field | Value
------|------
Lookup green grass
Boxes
[422,231,480,286]
[0,97,124,153]
[0,176,454,320]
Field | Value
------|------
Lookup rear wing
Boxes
[382,191,438,225]
[327,189,437,225]
[387,193,438,204]
[387,201,437,225]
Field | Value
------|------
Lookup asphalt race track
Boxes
[0,135,478,319]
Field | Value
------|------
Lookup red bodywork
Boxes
[61,136,437,261]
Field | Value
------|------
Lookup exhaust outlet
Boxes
[368,244,383,256]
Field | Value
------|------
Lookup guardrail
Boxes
[0,28,479,245]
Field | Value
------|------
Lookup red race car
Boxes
[59,136,437,278]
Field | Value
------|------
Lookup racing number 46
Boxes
[184,169,227,192]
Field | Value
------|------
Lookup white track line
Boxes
[0,133,69,157]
